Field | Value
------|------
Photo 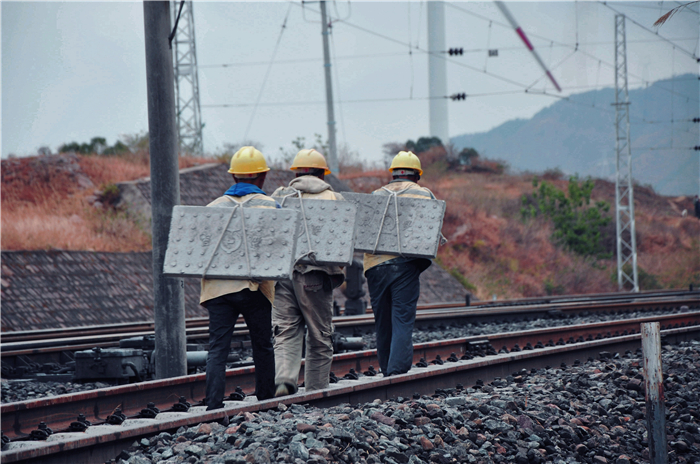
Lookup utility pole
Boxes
[613,14,639,292]
[320,0,339,175]
[143,0,187,378]
[171,1,204,156]
[427,1,449,145]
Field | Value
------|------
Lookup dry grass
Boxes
[79,151,211,187]
[1,152,209,252]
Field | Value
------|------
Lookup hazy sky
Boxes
[2,1,698,167]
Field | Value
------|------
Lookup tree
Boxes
[405,136,442,155]
[458,147,479,166]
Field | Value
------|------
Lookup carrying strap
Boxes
[374,185,436,200]
[278,189,317,265]
[201,195,264,279]
[371,186,414,256]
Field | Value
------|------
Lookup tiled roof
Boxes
[1,250,205,332]
[1,249,465,332]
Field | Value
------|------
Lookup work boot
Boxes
[275,384,289,397]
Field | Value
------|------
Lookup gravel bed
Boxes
[107,339,700,464]
[0,307,691,404]
[1,379,113,404]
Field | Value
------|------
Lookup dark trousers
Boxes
[203,289,275,408]
[366,261,421,376]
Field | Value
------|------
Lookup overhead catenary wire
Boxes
[444,1,699,103]
[199,0,695,152]
[328,15,348,149]
[198,38,698,69]
[205,1,695,129]
[202,88,566,109]
[243,3,293,141]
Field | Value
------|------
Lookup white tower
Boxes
[427,1,449,145]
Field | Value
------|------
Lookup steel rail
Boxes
[3,311,700,452]
[3,320,699,464]
[3,295,697,361]
[2,289,695,345]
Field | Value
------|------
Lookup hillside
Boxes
[2,152,699,300]
[451,74,699,196]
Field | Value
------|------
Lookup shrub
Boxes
[521,175,611,257]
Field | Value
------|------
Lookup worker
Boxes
[271,149,346,396]
[201,146,277,409]
[364,151,441,377]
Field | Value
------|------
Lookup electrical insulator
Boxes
[450,93,467,101]
[448,48,464,56]
[693,118,700,123]
[694,146,700,151]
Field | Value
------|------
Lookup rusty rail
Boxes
[3,320,699,463]
[4,312,700,442]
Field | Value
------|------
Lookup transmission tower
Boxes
[613,14,639,292]
[171,1,203,156]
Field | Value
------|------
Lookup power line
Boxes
[444,1,699,103]
[289,1,534,91]
[243,3,293,140]
[199,52,409,68]
[202,89,562,109]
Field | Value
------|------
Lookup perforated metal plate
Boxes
[277,198,357,267]
[343,192,446,259]
[163,205,301,280]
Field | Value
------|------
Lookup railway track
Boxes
[3,309,700,463]
[2,290,697,367]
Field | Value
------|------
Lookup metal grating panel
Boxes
[163,205,300,280]
[277,198,357,266]
[343,193,445,259]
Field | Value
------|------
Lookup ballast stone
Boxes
[342,193,446,259]
[276,198,357,267]
[163,205,301,280]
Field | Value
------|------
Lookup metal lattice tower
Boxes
[613,14,639,292]
[171,1,203,156]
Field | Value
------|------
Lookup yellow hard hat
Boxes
[290,149,331,175]
[389,151,423,176]
[228,146,270,175]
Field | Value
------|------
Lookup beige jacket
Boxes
[363,180,438,273]
[199,193,277,305]
[272,176,345,281]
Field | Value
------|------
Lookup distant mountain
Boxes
[451,74,699,196]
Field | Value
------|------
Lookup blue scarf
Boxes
[224,183,267,197]
[224,183,281,208]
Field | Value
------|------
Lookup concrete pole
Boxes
[320,1,339,175]
[427,1,449,145]
[143,1,187,379]
[641,322,668,464]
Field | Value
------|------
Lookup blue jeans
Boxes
[203,289,275,408]
[366,261,422,376]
